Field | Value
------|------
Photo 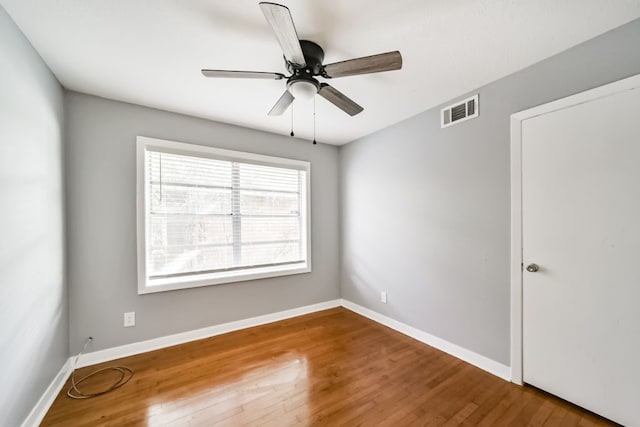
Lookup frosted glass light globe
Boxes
[288,80,318,100]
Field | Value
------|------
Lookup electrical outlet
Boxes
[381,291,387,304]
[124,312,135,327]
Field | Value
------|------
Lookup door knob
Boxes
[526,263,539,273]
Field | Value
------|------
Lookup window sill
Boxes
[138,263,311,294]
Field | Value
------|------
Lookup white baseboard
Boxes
[24,297,511,426]
[340,299,511,381]
[21,357,73,427]
[77,297,510,379]
[77,299,342,368]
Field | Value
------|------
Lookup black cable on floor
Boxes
[67,337,134,399]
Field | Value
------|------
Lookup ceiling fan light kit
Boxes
[201,2,403,119]
[288,80,318,100]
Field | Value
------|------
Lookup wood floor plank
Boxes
[41,308,617,426]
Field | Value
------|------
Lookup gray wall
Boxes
[65,92,340,353]
[0,6,67,427]
[340,19,640,365]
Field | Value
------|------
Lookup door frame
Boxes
[509,73,640,384]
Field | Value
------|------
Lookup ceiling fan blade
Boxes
[323,51,402,78]
[259,2,306,67]
[201,69,285,80]
[318,84,363,116]
[268,90,295,116]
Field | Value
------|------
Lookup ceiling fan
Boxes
[201,2,403,117]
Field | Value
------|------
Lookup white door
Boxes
[522,84,640,426]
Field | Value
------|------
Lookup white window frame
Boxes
[136,136,311,294]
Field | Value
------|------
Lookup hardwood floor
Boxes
[42,308,614,426]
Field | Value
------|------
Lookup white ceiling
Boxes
[3,1,640,145]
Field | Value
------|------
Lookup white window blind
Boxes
[137,137,310,294]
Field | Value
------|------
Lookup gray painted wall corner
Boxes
[64,92,341,354]
[0,5,68,426]
[339,18,640,366]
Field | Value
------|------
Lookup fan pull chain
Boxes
[290,104,294,137]
[313,96,317,145]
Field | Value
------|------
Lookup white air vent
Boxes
[441,94,479,128]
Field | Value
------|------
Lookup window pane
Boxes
[150,215,233,247]
[238,163,300,193]
[149,215,234,276]
[240,217,300,244]
[150,245,234,277]
[150,185,231,215]
[240,242,302,266]
[239,190,299,216]
[148,151,232,187]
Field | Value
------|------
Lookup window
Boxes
[136,136,310,294]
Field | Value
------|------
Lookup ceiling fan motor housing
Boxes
[287,40,325,75]
[285,40,325,99]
